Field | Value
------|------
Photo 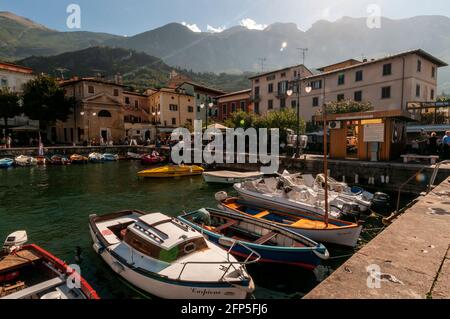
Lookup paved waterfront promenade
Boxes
[304,176,450,299]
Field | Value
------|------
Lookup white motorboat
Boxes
[89,210,256,299]
[0,231,99,299]
[88,152,104,163]
[14,155,37,167]
[278,171,373,213]
[203,171,263,184]
[127,152,143,160]
[233,178,363,219]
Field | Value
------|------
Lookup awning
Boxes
[207,123,228,130]
[11,125,40,132]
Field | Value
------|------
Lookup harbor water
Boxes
[0,161,399,299]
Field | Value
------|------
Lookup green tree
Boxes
[22,75,75,132]
[0,88,21,134]
[224,110,259,130]
[260,109,306,143]
[325,99,373,114]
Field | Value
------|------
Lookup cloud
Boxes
[206,25,225,33]
[240,18,267,30]
[181,22,201,33]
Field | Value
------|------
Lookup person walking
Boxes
[6,135,12,149]
[418,129,429,155]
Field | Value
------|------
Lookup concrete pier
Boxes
[304,176,450,299]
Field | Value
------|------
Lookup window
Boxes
[355,70,363,82]
[417,60,422,72]
[277,81,288,94]
[98,110,112,117]
[240,101,246,111]
[266,75,275,81]
[125,97,130,104]
[1,78,8,87]
[354,91,362,102]
[338,74,345,85]
[268,83,274,93]
[310,80,322,90]
[268,99,273,110]
[135,100,139,108]
[172,118,176,125]
[383,63,392,76]
[313,97,319,107]
[337,94,345,102]
[381,86,391,99]
[223,104,227,115]
[113,89,119,96]
[231,103,237,113]
[291,100,297,108]
[280,98,286,108]
[88,86,94,94]
[196,93,200,99]
[255,79,260,84]
[254,102,260,114]
[254,86,260,96]
[197,106,201,113]
[169,104,178,111]
[280,72,286,78]
[431,67,436,78]
[416,85,421,98]
[188,106,194,113]
[431,89,435,100]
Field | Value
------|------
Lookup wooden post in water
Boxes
[322,100,329,227]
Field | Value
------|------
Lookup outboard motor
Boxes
[371,192,391,215]
[2,230,28,254]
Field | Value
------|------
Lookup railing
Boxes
[176,240,261,282]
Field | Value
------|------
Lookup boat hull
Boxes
[89,227,251,299]
[203,172,263,185]
[138,165,204,178]
[0,159,14,168]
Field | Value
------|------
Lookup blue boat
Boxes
[0,158,14,168]
[102,153,118,162]
[178,208,329,270]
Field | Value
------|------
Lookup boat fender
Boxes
[215,191,228,201]
[381,176,385,184]
[372,192,390,207]
[386,176,390,184]
[342,176,346,183]
[355,174,359,184]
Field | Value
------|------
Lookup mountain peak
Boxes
[0,11,49,30]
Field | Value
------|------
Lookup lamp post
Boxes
[200,100,214,129]
[152,110,161,141]
[286,77,304,158]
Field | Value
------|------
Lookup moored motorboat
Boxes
[233,178,346,219]
[102,153,119,162]
[50,155,70,165]
[217,195,362,247]
[89,210,255,299]
[0,231,99,299]
[0,158,14,168]
[137,165,204,178]
[179,208,329,270]
[14,155,37,167]
[88,152,104,163]
[127,152,143,160]
[141,152,166,165]
[203,171,264,184]
[70,154,88,164]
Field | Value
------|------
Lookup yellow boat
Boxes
[137,165,204,178]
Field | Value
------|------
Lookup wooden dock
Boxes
[304,176,450,299]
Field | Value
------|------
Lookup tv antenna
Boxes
[257,57,267,72]
[296,48,308,66]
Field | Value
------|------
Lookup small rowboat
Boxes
[141,153,166,165]
[137,165,204,178]
[217,196,362,247]
[35,156,47,165]
[88,152,104,163]
[0,231,99,299]
[102,153,119,162]
[203,171,263,184]
[70,154,88,164]
[179,208,329,270]
[89,210,256,299]
[50,155,70,165]
[14,155,37,167]
[0,158,14,168]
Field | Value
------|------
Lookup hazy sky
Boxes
[1,0,449,36]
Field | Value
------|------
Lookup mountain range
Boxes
[1,11,450,93]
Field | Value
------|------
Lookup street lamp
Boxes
[152,111,161,140]
[200,101,214,129]
[80,111,97,143]
[286,79,302,158]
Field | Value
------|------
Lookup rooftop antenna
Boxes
[258,57,267,72]
[296,48,308,66]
